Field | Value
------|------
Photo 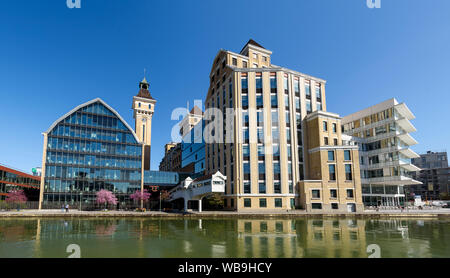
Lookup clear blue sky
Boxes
[0,0,449,173]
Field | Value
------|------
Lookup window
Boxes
[256,94,263,107]
[244,198,251,208]
[306,100,312,113]
[305,83,311,97]
[332,123,337,133]
[334,138,338,146]
[274,181,281,194]
[316,85,321,100]
[328,151,335,161]
[270,76,277,90]
[243,61,248,68]
[256,77,262,89]
[344,150,351,161]
[323,121,328,132]
[312,203,322,209]
[330,189,337,198]
[243,145,250,159]
[271,94,278,108]
[244,181,251,194]
[232,58,237,66]
[242,95,248,108]
[312,189,320,199]
[241,78,248,91]
[324,137,329,145]
[331,203,339,210]
[329,164,336,181]
[259,198,267,208]
[259,182,266,194]
[345,164,353,180]
[275,198,282,208]
[347,189,354,198]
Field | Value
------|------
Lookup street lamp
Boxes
[79,192,83,212]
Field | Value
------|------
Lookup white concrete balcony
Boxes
[398,133,418,146]
[398,148,420,159]
[361,175,422,186]
[394,103,415,121]
[363,145,419,158]
[396,118,416,133]
[361,160,420,172]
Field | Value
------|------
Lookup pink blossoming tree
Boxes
[130,189,151,203]
[6,190,27,210]
[96,190,118,210]
[6,190,27,203]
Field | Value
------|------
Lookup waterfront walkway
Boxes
[1,208,450,218]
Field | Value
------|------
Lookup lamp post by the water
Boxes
[79,192,83,211]
[159,190,162,212]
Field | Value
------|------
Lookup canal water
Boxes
[0,218,449,258]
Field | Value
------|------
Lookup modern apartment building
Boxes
[409,151,449,200]
[412,151,448,169]
[203,39,363,211]
[342,98,421,207]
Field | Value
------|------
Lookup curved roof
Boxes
[44,98,140,143]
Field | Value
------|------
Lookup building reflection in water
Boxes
[0,217,448,258]
[236,219,303,258]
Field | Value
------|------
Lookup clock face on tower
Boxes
[142,118,147,123]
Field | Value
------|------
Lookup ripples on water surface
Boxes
[0,218,449,258]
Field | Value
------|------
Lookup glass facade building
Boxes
[42,99,143,204]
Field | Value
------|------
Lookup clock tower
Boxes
[132,77,156,170]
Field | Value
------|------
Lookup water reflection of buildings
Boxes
[0,218,448,258]
[365,219,432,258]
[236,220,303,258]
[299,219,367,258]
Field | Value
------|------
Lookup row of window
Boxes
[46,152,141,169]
[242,179,294,194]
[311,189,355,199]
[343,107,395,132]
[328,150,352,161]
[47,137,141,157]
[44,179,141,194]
[243,198,285,208]
[0,170,40,187]
[49,124,138,144]
[328,164,353,181]
[45,166,141,181]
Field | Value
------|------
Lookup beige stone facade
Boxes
[299,111,364,212]
[203,40,360,211]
